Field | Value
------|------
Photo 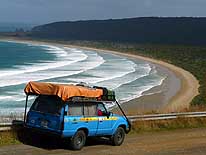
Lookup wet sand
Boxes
[120,64,181,114]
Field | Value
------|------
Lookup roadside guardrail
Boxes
[127,111,206,122]
[1,111,206,131]
[0,121,23,131]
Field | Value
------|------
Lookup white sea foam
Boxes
[0,95,24,101]
[118,76,166,103]
[96,64,152,89]
[0,90,26,102]
[0,108,25,116]
[65,57,138,85]
[0,48,105,87]
[0,41,167,116]
[0,46,88,78]
[0,96,13,100]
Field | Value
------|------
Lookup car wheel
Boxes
[111,127,125,146]
[70,130,86,150]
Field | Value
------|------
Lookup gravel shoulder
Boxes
[1,128,206,155]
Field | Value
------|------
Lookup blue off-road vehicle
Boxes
[23,81,131,150]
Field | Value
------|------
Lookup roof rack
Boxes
[24,81,116,102]
[68,96,98,102]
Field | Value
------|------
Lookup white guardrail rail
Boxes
[1,111,206,131]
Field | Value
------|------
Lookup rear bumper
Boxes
[25,124,63,137]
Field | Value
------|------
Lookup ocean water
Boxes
[0,41,166,116]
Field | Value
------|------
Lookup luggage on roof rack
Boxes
[24,81,116,102]
[68,96,98,102]
[93,86,115,101]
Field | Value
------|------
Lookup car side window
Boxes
[68,103,83,116]
[97,103,107,115]
[84,103,97,116]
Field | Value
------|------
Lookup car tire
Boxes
[111,127,125,146]
[70,130,86,150]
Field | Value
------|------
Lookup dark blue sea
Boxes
[0,41,165,116]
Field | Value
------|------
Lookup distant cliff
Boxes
[30,17,206,45]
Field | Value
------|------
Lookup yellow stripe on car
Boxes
[80,117,98,121]
[80,117,118,121]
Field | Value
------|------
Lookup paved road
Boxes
[1,128,206,155]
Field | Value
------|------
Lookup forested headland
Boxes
[29,17,206,45]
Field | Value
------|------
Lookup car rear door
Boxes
[26,95,64,133]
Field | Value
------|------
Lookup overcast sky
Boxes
[0,0,206,24]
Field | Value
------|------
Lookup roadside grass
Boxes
[0,131,20,146]
[130,117,206,134]
[1,117,206,146]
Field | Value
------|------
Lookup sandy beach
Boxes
[0,37,200,113]
[74,46,199,113]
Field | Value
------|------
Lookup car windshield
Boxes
[30,95,64,115]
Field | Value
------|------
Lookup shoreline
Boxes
[77,46,199,112]
[0,37,200,113]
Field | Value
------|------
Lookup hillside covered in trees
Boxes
[30,17,206,45]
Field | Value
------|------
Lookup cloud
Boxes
[0,0,206,23]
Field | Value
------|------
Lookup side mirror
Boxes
[106,112,112,118]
